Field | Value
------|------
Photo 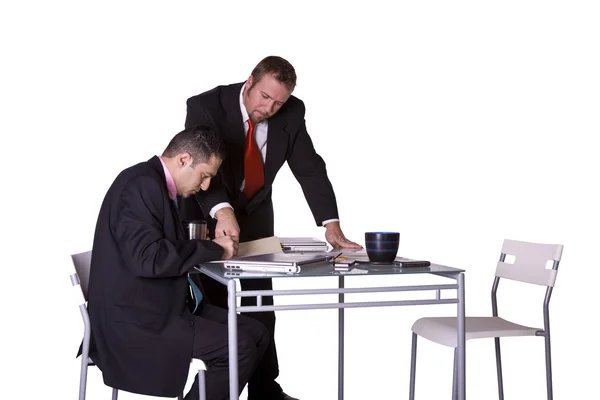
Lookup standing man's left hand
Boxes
[324,221,363,249]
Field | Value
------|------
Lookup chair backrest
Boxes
[71,250,93,300]
[494,239,563,287]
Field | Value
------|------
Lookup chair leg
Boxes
[544,333,553,400]
[494,337,504,400]
[409,332,418,400]
[198,369,206,400]
[78,359,89,400]
[111,388,118,400]
[452,349,458,400]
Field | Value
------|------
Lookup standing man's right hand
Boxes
[214,207,241,238]
[213,235,239,259]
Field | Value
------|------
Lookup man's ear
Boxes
[177,152,193,168]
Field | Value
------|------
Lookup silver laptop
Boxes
[279,237,328,252]
[223,252,329,273]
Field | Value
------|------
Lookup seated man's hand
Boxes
[213,235,239,259]
[214,207,241,238]
[325,221,363,249]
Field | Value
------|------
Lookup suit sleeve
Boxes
[286,100,340,226]
[184,96,230,217]
[114,175,224,278]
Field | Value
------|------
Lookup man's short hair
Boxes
[162,125,225,165]
[250,56,297,92]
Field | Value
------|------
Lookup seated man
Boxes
[86,125,268,400]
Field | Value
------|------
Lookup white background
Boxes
[1,1,599,399]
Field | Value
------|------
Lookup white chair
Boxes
[408,239,563,400]
[70,250,207,400]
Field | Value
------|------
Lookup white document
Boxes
[237,236,283,257]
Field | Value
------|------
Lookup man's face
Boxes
[243,73,293,124]
[175,154,222,198]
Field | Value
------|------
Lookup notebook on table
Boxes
[223,252,329,274]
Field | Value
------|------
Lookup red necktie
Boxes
[242,118,264,199]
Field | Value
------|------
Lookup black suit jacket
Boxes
[181,82,339,241]
[87,156,223,397]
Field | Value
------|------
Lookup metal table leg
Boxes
[338,276,344,400]
[228,279,239,399]
[457,273,466,400]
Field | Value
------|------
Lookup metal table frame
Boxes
[198,264,466,400]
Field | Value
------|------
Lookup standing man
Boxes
[87,125,269,400]
[179,56,362,400]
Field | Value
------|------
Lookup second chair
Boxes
[408,238,564,400]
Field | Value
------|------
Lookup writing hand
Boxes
[213,235,239,259]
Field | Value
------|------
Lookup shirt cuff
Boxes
[209,202,233,219]
[322,218,340,226]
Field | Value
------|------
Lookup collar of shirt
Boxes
[239,83,251,125]
[239,83,269,160]
[239,83,269,136]
[158,156,177,201]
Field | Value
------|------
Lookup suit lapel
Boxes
[147,156,185,239]
[244,113,289,212]
[220,83,246,193]
[264,114,288,185]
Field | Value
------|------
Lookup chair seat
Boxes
[412,316,541,347]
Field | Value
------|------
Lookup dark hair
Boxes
[162,125,225,165]
[250,56,297,92]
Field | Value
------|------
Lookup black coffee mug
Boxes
[365,232,400,263]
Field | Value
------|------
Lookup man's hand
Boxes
[213,235,239,259]
[214,207,241,238]
[324,221,363,249]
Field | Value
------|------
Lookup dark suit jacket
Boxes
[87,156,223,397]
[181,82,339,241]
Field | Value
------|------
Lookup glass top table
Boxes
[197,258,464,281]
[194,253,467,400]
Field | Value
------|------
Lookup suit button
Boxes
[189,320,194,326]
